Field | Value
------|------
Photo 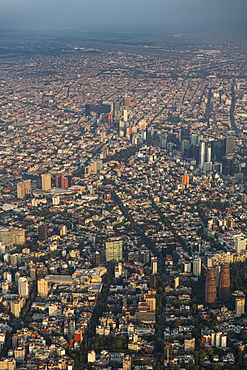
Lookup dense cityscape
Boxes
[0,29,247,369]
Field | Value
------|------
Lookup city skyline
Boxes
[0,0,247,31]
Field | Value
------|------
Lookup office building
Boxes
[212,139,224,162]
[113,102,121,119]
[105,238,122,262]
[41,173,51,191]
[218,263,230,301]
[180,126,190,142]
[225,135,235,155]
[199,141,205,168]
[205,267,217,304]
[205,142,212,163]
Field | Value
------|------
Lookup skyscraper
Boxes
[18,277,29,297]
[180,126,190,142]
[225,135,235,155]
[105,238,122,262]
[205,267,217,304]
[218,263,230,301]
[41,173,51,191]
[199,141,205,168]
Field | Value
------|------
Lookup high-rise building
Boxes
[61,177,69,189]
[12,228,25,245]
[11,298,25,317]
[193,258,202,276]
[199,141,205,168]
[151,257,158,274]
[85,103,91,116]
[0,228,13,247]
[0,357,16,370]
[222,155,235,176]
[225,135,235,155]
[218,263,230,301]
[17,180,31,199]
[150,274,157,289]
[164,343,173,363]
[29,267,36,281]
[235,293,245,317]
[88,350,96,363]
[205,142,212,163]
[38,224,48,241]
[56,174,63,188]
[123,97,131,107]
[41,173,51,191]
[2,282,9,294]
[235,238,246,253]
[93,251,101,266]
[52,195,60,205]
[105,238,122,262]
[182,174,190,184]
[182,261,191,273]
[113,102,121,119]
[122,355,132,370]
[205,267,217,304]
[173,276,179,289]
[180,126,190,142]
[37,278,49,297]
[18,277,29,297]
[212,140,224,162]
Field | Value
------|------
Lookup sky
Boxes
[0,0,247,31]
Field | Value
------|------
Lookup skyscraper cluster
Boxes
[205,263,230,303]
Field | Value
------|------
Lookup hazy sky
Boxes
[0,0,247,31]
